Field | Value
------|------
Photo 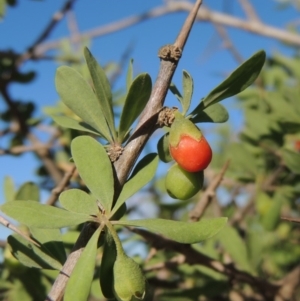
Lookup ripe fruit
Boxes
[169,112,212,172]
[166,163,204,200]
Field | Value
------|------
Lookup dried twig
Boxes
[189,160,230,222]
[46,165,76,206]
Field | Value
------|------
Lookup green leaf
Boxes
[1,201,91,228]
[182,70,193,115]
[8,234,63,270]
[100,231,117,299]
[217,226,253,273]
[169,82,183,104]
[30,228,66,265]
[281,149,300,174]
[3,176,15,202]
[55,66,112,141]
[84,47,116,140]
[157,133,173,163]
[118,73,152,142]
[115,217,227,244]
[191,103,229,123]
[64,226,101,301]
[191,50,266,112]
[15,182,39,202]
[71,136,114,213]
[50,115,101,136]
[110,153,158,217]
[59,189,99,216]
[126,59,134,91]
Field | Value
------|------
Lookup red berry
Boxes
[169,134,212,172]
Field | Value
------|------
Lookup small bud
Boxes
[113,253,146,301]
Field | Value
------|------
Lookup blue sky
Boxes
[0,1,298,238]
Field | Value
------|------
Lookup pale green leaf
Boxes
[126,59,134,91]
[169,82,183,105]
[115,217,227,244]
[51,115,101,136]
[55,66,112,141]
[64,227,101,301]
[71,136,114,213]
[3,176,15,202]
[182,70,193,115]
[191,103,229,123]
[59,189,99,216]
[8,234,63,270]
[15,182,39,202]
[1,201,91,228]
[281,149,300,174]
[84,47,116,140]
[118,73,152,142]
[110,153,158,217]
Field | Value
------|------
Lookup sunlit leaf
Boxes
[64,227,101,301]
[51,115,101,136]
[1,201,91,228]
[84,47,116,140]
[55,66,112,141]
[182,70,193,115]
[3,176,15,202]
[59,189,99,216]
[15,182,39,202]
[126,59,134,91]
[191,103,229,123]
[115,217,227,244]
[118,73,152,142]
[111,153,158,217]
[71,136,114,213]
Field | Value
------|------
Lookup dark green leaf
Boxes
[281,149,300,174]
[84,47,116,140]
[55,66,112,141]
[182,70,193,115]
[110,154,158,217]
[59,189,99,216]
[71,136,114,213]
[157,133,173,163]
[8,234,63,270]
[64,226,101,301]
[1,201,91,228]
[115,217,227,244]
[100,231,117,299]
[50,115,101,136]
[118,73,152,142]
[192,50,266,112]
[191,103,229,123]
[15,182,39,202]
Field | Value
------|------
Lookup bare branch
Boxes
[189,160,230,222]
[237,0,261,22]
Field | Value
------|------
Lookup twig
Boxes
[46,165,76,206]
[189,160,230,222]
[45,1,204,300]
[281,216,300,224]
[132,227,280,300]
[0,216,40,247]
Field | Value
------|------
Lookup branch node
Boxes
[107,143,124,163]
[158,44,182,62]
[157,107,177,127]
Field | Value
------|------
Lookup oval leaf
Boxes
[55,66,112,141]
[15,182,39,202]
[51,115,101,136]
[64,226,101,301]
[115,217,227,244]
[110,153,158,217]
[84,47,116,140]
[59,189,99,216]
[191,103,229,123]
[71,136,114,213]
[1,201,91,228]
[118,73,152,142]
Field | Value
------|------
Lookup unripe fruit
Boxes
[169,112,212,172]
[113,252,146,301]
[166,163,204,200]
